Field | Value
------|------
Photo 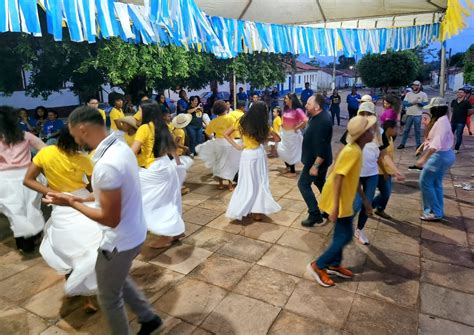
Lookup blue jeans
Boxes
[353,175,378,230]
[419,150,455,218]
[372,175,392,211]
[297,165,328,218]
[187,125,203,155]
[451,123,465,150]
[316,216,353,269]
[400,115,422,147]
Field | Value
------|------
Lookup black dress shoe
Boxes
[397,144,405,149]
[15,237,35,253]
[137,315,163,335]
[301,215,323,227]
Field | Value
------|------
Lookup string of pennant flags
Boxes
[0,0,442,59]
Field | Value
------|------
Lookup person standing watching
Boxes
[346,87,361,119]
[237,87,248,106]
[300,82,314,106]
[43,106,162,335]
[177,90,189,114]
[298,94,333,227]
[450,88,473,153]
[397,80,428,149]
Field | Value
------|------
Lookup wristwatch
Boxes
[313,163,320,168]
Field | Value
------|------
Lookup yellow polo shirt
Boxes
[229,110,245,138]
[33,145,93,193]
[205,114,235,138]
[319,143,362,218]
[273,116,282,134]
[109,107,125,131]
[173,128,186,156]
[98,108,106,122]
[134,122,155,168]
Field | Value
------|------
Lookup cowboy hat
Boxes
[357,101,376,115]
[117,116,138,129]
[357,94,373,103]
[346,115,377,144]
[423,97,447,109]
[172,113,192,129]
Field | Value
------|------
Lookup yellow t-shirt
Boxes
[205,114,235,138]
[241,134,261,149]
[167,123,175,134]
[98,108,106,122]
[273,116,282,134]
[228,110,245,138]
[124,133,136,147]
[109,107,125,131]
[32,145,93,193]
[133,110,142,123]
[173,128,186,156]
[319,143,362,218]
[378,136,395,175]
[134,122,155,168]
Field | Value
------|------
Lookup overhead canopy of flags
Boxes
[0,0,470,59]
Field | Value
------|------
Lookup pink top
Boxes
[282,108,308,128]
[0,132,45,171]
[426,115,454,152]
[379,108,397,124]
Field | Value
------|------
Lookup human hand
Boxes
[42,192,77,207]
[395,172,405,182]
[309,166,318,176]
[363,200,374,216]
[328,207,338,223]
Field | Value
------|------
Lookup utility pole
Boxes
[439,42,447,97]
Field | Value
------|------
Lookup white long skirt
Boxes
[140,156,184,237]
[277,129,303,165]
[173,155,193,186]
[196,138,241,180]
[226,146,281,220]
[0,168,44,238]
[40,189,103,296]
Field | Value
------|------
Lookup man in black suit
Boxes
[298,93,333,227]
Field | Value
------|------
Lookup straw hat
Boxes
[346,115,377,144]
[357,101,376,115]
[172,113,192,129]
[412,80,421,86]
[117,116,138,129]
[358,94,373,103]
[423,97,447,109]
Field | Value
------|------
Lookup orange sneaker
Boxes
[327,266,353,279]
[307,262,335,287]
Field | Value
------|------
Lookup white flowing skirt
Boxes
[140,156,184,237]
[0,168,44,238]
[277,129,303,165]
[196,138,241,180]
[226,146,281,220]
[173,155,193,186]
[40,189,103,296]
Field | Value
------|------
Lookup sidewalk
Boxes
[0,124,473,334]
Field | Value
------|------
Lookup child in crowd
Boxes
[268,106,282,158]
[379,95,400,125]
[224,101,281,221]
[172,113,194,195]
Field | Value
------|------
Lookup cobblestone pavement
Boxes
[1,107,473,334]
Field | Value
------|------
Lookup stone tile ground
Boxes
[1,100,473,334]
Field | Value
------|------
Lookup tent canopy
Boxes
[195,0,447,27]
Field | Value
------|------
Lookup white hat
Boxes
[412,80,421,86]
[423,97,447,109]
[357,101,376,115]
[172,113,192,129]
[358,94,373,103]
[346,115,377,144]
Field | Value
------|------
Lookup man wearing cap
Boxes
[298,94,333,227]
[307,115,376,287]
[346,87,361,119]
[450,88,473,153]
[397,80,428,150]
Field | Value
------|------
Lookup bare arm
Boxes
[27,133,46,151]
[328,174,343,222]
[44,188,122,228]
[294,121,307,131]
[131,140,142,155]
[270,130,281,143]
[379,150,405,181]
[224,127,244,150]
[23,163,53,195]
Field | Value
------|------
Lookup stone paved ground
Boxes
[1,101,474,334]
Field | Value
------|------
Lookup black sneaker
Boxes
[397,144,405,149]
[374,209,391,219]
[408,165,422,172]
[137,315,163,335]
[301,214,323,227]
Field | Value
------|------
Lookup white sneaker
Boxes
[354,228,369,245]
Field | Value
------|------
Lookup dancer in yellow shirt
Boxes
[268,106,282,158]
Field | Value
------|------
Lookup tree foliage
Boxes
[463,44,474,85]
[357,50,421,88]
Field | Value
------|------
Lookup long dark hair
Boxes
[141,101,176,157]
[57,127,80,155]
[384,94,401,113]
[0,106,25,145]
[284,93,303,111]
[239,101,270,144]
[426,105,448,135]
[35,106,47,120]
